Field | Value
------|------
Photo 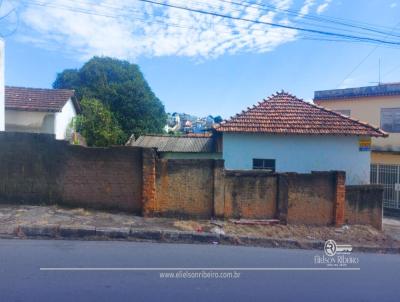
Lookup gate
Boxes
[370,164,400,209]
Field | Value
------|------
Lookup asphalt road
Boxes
[0,239,399,302]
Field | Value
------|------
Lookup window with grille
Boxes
[252,159,276,172]
[381,108,400,133]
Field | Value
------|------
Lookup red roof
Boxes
[5,86,77,112]
[216,91,387,137]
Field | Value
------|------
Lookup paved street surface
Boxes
[0,239,399,302]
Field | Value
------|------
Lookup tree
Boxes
[54,57,167,144]
[213,115,223,123]
[75,98,124,147]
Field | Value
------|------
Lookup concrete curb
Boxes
[9,224,400,254]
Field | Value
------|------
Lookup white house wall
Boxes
[5,110,54,134]
[55,98,76,140]
[223,133,371,185]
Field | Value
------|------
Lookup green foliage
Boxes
[54,57,167,144]
[213,115,223,123]
[75,98,124,147]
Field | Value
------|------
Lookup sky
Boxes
[1,0,400,118]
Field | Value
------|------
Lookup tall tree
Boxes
[54,57,167,144]
[75,98,124,147]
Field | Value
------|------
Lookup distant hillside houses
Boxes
[165,112,222,134]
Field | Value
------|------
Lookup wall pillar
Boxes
[277,174,289,224]
[333,171,346,227]
[142,148,157,216]
[213,159,225,218]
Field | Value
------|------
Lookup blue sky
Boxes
[2,0,400,118]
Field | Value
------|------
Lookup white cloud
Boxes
[299,0,316,17]
[10,0,303,60]
[390,2,397,8]
[316,0,332,14]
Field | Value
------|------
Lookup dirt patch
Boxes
[0,204,399,249]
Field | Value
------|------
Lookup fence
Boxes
[371,164,400,209]
[0,133,384,228]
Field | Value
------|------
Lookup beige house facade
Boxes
[314,83,400,210]
[314,84,400,164]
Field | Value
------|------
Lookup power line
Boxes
[25,0,391,41]
[215,0,400,38]
[336,21,400,88]
[18,0,400,49]
[383,63,400,78]
[135,0,400,46]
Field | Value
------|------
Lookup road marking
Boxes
[40,267,360,271]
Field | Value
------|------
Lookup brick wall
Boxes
[62,145,142,212]
[152,159,215,218]
[345,185,383,230]
[223,170,277,219]
[0,132,383,227]
[283,172,337,226]
[0,132,143,212]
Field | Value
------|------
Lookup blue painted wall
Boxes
[223,133,371,185]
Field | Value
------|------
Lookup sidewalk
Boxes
[0,204,399,253]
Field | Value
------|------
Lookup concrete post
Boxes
[0,39,5,131]
[142,148,157,216]
[333,171,346,227]
[277,174,289,224]
[213,159,225,218]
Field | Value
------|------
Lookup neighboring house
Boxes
[314,83,400,210]
[5,86,80,140]
[215,91,387,185]
[127,134,221,159]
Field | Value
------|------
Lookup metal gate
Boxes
[371,164,400,209]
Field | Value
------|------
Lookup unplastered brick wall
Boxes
[345,185,383,230]
[0,133,383,228]
[0,132,143,212]
[280,172,339,226]
[150,159,215,218]
[62,145,143,213]
[223,170,278,219]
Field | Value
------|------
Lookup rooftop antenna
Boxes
[369,59,382,86]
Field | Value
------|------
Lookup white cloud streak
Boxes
[9,0,312,60]
[299,0,316,17]
[316,0,332,14]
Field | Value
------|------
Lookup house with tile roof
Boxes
[127,134,221,159]
[215,91,387,185]
[4,86,80,140]
[314,83,400,210]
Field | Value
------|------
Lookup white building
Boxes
[5,86,79,140]
[216,91,387,185]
